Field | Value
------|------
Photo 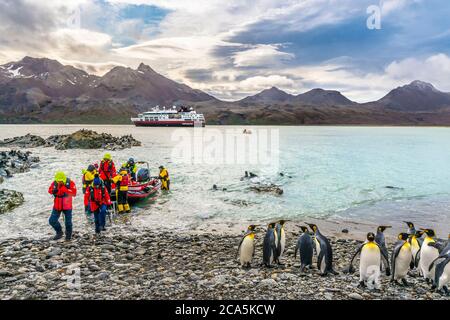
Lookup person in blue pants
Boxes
[84,177,111,235]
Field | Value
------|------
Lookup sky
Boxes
[0,0,450,102]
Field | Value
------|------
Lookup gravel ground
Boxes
[0,227,448,300]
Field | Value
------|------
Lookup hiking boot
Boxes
[65,235,72,241]
[53,232,64,241]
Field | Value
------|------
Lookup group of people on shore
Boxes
[48,153,170,241]
[237,221,450,294]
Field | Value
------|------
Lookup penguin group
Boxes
[237,221,337,276]
[343,222,450,294]
[236,220,450,295]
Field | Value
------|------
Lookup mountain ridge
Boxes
[2,56,450,125]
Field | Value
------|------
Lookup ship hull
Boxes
[132,120,205,127]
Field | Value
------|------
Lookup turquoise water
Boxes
[0,125,449,238]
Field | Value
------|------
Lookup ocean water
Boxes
[0,125,449,239]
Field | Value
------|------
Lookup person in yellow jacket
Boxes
[81,164,97,222]
[158,165,170,190]
[126,158,138,181]
[82,164,97,193]
[112,168,131,214]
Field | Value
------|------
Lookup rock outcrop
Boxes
[0,134,47,148]
[46,130,142,150]
[0,189,24,214]
[0,130,142,151]
[249,183,284,195]
[0,150,39,214]
[0,150,40,178]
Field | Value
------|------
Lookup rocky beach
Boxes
[0,226,448,300]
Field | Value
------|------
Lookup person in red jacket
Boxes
[84,176,111,235]
[48,171,77,241]
[99,153,116,194]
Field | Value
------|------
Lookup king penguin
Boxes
[404,221,423,270]
[433,255,450,295]
[262,222,278,268]
[306,223,338,276]
[428,234,450,275]
[404,221,417,236]
[375,225,391,274]
[391,233,412,286]
[409,230,424,270]
[346,232,389,288]
[275,219,289,264]
[236,225,258,268]
[294,226,314,272]
[418,229,439,284]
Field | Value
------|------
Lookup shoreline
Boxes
[0,225,448,300]
[3,123,450,128]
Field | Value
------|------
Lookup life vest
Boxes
[50,178,76,211]
[52,178,72,197]
[119,174,129,191]
[100,160,115,179]
[126,163,137,173]
[159,169,169,181]
[89,185,106,204]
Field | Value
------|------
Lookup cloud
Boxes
[0,0,448,102]
[233,44,294,68]
[239,75,297,91]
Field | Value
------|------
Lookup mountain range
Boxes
[2,56,450,125]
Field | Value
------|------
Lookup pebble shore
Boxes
[0,227,448,300]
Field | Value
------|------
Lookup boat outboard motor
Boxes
[137,168,150,182]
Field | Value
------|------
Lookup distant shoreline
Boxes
[2,123,450,128]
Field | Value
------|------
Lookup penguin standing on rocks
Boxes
[375,225,391,272]
[306,223,338,276]
[409,230,424,269]
[275,220,289,264]
[391,233,412,286]
[428,234,450,278]
[262,222,278,268]
[236,225,258,268]
[294,226,314,272]
[346,232,390,289]
[404,221,423,269]
[419,229,440,284]
[433,255,450,295]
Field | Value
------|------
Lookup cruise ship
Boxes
[131,106,206,127]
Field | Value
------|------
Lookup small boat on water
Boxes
[131,105,206,127]
[111,162,161,203]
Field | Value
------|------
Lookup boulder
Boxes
[249,183,283,195]
[1,130,142,150]
[0,189,24,214]
[0,150,40,178]
[0,134,47,148]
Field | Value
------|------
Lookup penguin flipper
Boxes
[294,243,298,259]
[414,248,421,268]
[236,235,246,259]
[317,251,325,271]
[391,242,403,280]
[378,244,391,276]
[429,255,448,272]
[434,256,450,286]
[344,244,363,274]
